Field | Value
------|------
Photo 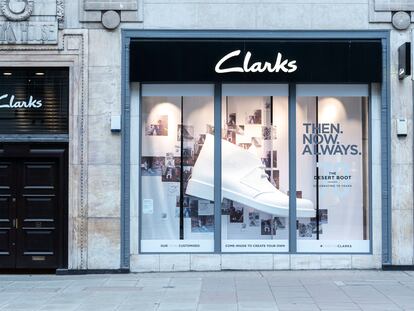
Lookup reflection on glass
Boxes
[296,95,369,252]
[221,95,290,253]
[141,94,214,252]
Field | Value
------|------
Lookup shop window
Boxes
[296,85,370,252]
[220,85,289,253]
[139,84,371,254]
[140,85,215,252]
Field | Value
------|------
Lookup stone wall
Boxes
[86,29,122,269]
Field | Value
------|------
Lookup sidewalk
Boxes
[0,270,414,311]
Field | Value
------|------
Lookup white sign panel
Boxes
[297,240,370,253]
[141,240,214,252]
[142,199,154,214]
[222,240,289,253]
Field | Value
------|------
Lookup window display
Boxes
[140,85,215,252]
[220,85,297,253]
[139,84,371,254]
[296,85,370,252]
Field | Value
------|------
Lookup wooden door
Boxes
[0,159,17,268]
[0,143,67,270]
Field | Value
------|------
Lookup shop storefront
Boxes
[3,0,413,274]
[0,67,69,270]
[122,31,390,270]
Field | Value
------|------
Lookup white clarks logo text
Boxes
[215,50,298,74]
[0,94,42,109]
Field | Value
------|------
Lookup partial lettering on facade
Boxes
[0,21,58,44]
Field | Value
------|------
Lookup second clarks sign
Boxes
[0,93,43,109]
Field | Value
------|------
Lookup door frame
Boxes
[0,31,88,271]
[0,142,68,270]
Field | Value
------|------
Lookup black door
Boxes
[0,160,17,268]
[0,144,67,270]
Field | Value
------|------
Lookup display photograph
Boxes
[218,86,294,253]
[140,89,216,252]
[296,86,370,253]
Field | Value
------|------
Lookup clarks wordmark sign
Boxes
[0,94,42,109]
[215,50,297,74]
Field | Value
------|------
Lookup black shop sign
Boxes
[0,67,69,134]
[130,39,382,83]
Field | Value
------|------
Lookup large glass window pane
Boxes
[221,85,289,253]
[296,85,370,253]
[140,85,214,252]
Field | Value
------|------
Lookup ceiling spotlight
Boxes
[3,72,12,76]
[35,72,45,76]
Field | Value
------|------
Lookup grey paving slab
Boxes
[357,303,403,311]
[276,302,320,310]
[80,302,120,309]
[316,302,361,310]
[238,307,279,311]
[268,279,303,287]
[161,296,199,304]
[271,286,311,299]
[197,303,238,311]
[198,293,237,304]
[116,306,157,311]
[1,303,43,310]
[237,301,278,309]
[274,297,315,304]
[39,304,81,311]
[157,302,198,311]
[76,306,118,311]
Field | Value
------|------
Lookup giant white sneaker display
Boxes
[186,134,315,218]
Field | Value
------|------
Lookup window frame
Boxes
[137,83,373,255]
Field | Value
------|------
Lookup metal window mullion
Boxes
[179,97,184,240]
[288,84,297,253]
[214,84,222,253]
[368,84,373,252]
[381,37,392,265]
[121,35,131,269]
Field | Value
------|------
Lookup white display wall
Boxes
[296,85,370,253]
[140,85,215,252]
[220,85,290,252]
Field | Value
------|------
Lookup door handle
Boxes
[13,219,18,229]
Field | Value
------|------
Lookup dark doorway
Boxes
[0,143,67,270]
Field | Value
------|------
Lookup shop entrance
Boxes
[0,143,67,270]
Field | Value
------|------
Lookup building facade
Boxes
[0,0,413,272]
